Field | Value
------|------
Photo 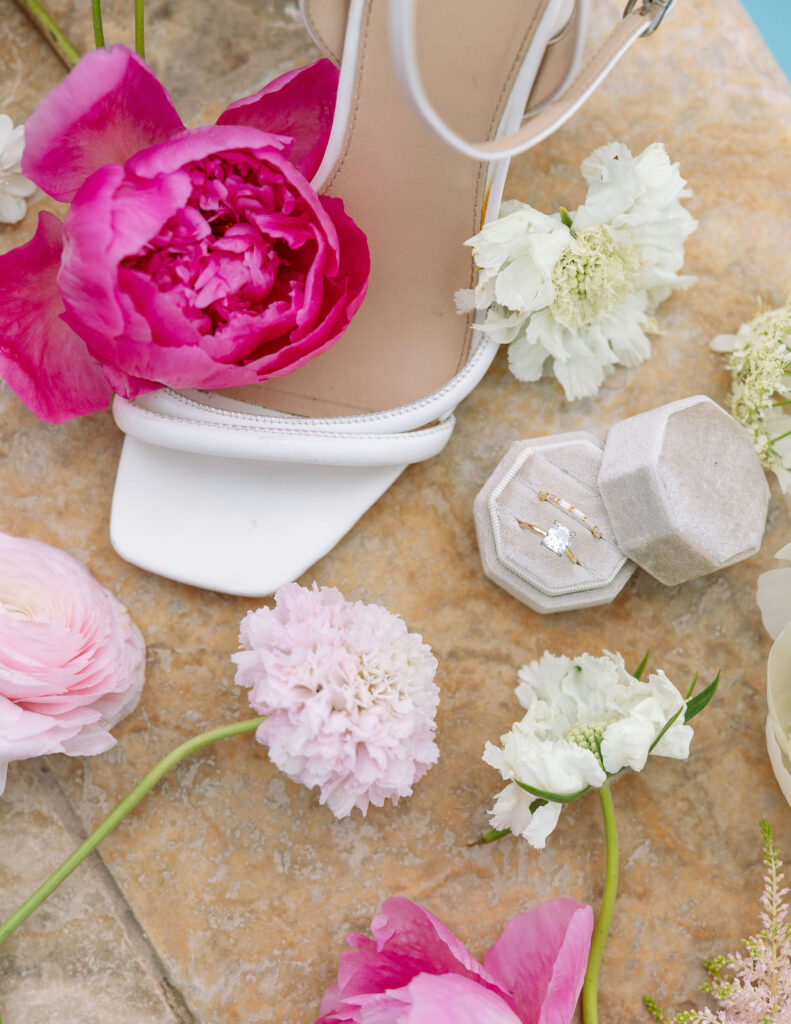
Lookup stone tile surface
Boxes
[0,762,183,1024]
[1,0,791,1022]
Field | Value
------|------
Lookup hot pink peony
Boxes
[232,583,440,818]
[316,896,594,1024]
[0,47,369,422]
[0,533,146,790]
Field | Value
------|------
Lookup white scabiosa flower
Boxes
[0,115,35,225]
[457,142,696,401]
[483,652,693,848]
[712,298,791,492]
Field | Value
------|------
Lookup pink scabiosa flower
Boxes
[0,532,145,791]
[232,583,440,818]
[0,47,369,423]
[316,896,593,1024]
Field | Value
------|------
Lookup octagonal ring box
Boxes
[474,395,770,614]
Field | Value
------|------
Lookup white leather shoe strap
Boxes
[389,1,666,161]
[113,396,455,467]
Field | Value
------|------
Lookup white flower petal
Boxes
[488,783,564,849]
[757,567,791,640]
[0,194,27,225]
[506,335,549,382]
[553,351,607,401]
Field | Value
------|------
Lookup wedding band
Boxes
[518,520,580,565]
[538,491,602,539]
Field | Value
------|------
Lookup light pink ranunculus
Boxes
[0,533,146,791]
[0,47,368,423]
[316,896,593,1024]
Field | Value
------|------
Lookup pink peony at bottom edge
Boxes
[315,896,594,1024]
[232,583,440,819]
[0,532,146,791]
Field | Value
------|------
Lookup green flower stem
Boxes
[134,0,145,59]
[13,0,80,68]
[582,782,619,1024]
[91,0,105,47]
[0,717,264,948]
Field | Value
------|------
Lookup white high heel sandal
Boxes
[111,0,676,596]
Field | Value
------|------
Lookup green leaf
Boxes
[649,705,683,753]
[559,206,573,228]
[516,779,589,803]
[633,651,650,680]
[468,827,511,847]
[684,672,720,722]
[685,673,698,700]
[529,797,548,813]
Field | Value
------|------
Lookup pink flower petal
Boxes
[400,974,523,1024]
[0,212,112,422]
[217,59,339,179]
[326,898,507,1009]
[22,45,184,202]
[483,898,593,1024]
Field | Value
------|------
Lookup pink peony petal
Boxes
[325,898,507,1010]
[217,59,339,179]
[22,45,184,202]
[400,973,523,1023]
[0,212,112,422]
[124,124,291,180]
[483,898,594,1024]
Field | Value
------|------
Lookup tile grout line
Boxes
[35,759,199,1024]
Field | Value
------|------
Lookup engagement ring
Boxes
[518,520,580,565]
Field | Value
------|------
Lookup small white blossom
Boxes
[483,651,692,848]
[458,142,696,401]
[0,115,35,225]
[712,298,791,492]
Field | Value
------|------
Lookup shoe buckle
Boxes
[622,0,676,36]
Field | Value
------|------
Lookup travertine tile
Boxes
[1,1,791,1022]
[0,762,183,1024]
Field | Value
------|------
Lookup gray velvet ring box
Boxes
[474,395,770,614]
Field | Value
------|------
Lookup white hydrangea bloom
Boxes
[458,142,696,401]
[0,115,35,225]
[483,651,692,848]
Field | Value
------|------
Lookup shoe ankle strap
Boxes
[389,0,676,162]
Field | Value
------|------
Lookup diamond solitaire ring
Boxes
[518,520,580,565]
[538,491,602,539]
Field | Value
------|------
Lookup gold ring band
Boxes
[538,491,602,539]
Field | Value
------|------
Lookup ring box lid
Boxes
[598,394,770,586]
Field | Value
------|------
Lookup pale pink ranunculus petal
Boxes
[22,45,184,202]
[0,533,146,790]
[0,211,112,422]
[217,58,339,179]
[483,898,593,1024]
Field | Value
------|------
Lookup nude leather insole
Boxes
[219,0,553,418]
